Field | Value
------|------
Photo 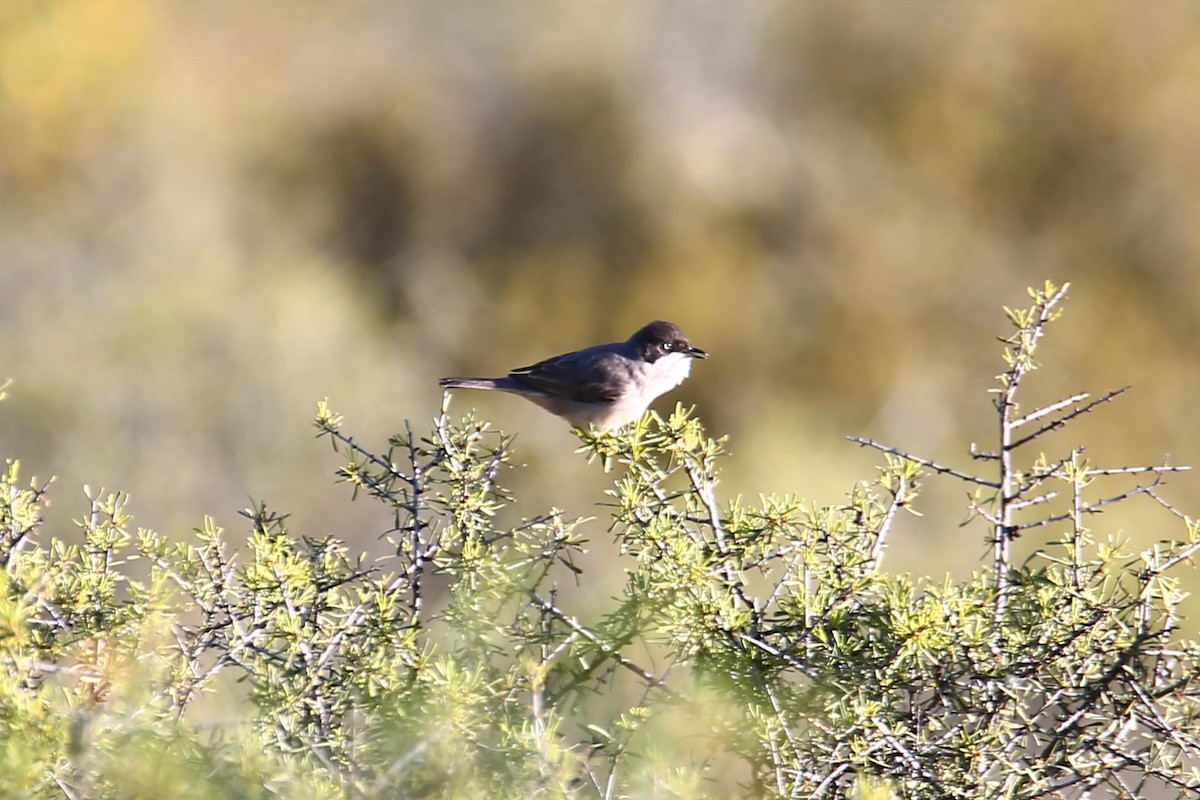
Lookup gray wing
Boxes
[508,347,626,404]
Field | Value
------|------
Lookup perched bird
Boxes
[439,320,707,429]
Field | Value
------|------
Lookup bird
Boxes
[439,320,707,429]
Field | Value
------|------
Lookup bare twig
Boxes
[1011,391,1091,428]
[1083,464,1190,476]
[970,443,1000,461]
[871,470,912,565]
[1008,491,1058,513]
[871,715,951,797]
[992,284,1070,629]
[846,437,999,488]
[526,591,676,696]
[1143,536,1200,578]
[1008,386,1131,451]
[1145,489,1194,522]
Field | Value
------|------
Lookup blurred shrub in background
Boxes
[1,1,1198,601]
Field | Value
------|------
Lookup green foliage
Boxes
[3,287,1200,798]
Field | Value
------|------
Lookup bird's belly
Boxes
[592,354,693,428]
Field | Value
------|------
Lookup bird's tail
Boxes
[439,377,505,390]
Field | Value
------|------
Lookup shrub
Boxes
[2,283,1198,798]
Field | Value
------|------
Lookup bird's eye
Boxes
[662,341,674,351]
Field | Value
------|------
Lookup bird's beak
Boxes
[687,346,708,359]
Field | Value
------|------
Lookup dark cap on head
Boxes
[630,320,707,363]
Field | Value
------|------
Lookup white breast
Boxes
[641,352,694,397]
[590,352,693,428]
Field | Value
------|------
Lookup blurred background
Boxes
[2,1,1199,608]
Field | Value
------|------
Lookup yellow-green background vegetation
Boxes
[2,2,1198,604]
